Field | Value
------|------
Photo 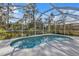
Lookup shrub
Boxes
[0,28,7,40]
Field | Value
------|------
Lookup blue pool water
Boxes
[10,34,73,49]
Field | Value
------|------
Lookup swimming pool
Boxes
[10,34,73,49]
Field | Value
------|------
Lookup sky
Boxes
[13,3,79,12]
[37,3,79,12]
[8,3,79,23]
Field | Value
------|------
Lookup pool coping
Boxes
[10,34,71,41]
[10,34,73,47]
[0,33,73,47]
[0,34,79,56]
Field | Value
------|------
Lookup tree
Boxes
[46,13,54,33]
[24,3,38,35]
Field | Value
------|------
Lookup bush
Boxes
[0,28,7,40]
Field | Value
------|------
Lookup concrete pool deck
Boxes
[0,35,79,56]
